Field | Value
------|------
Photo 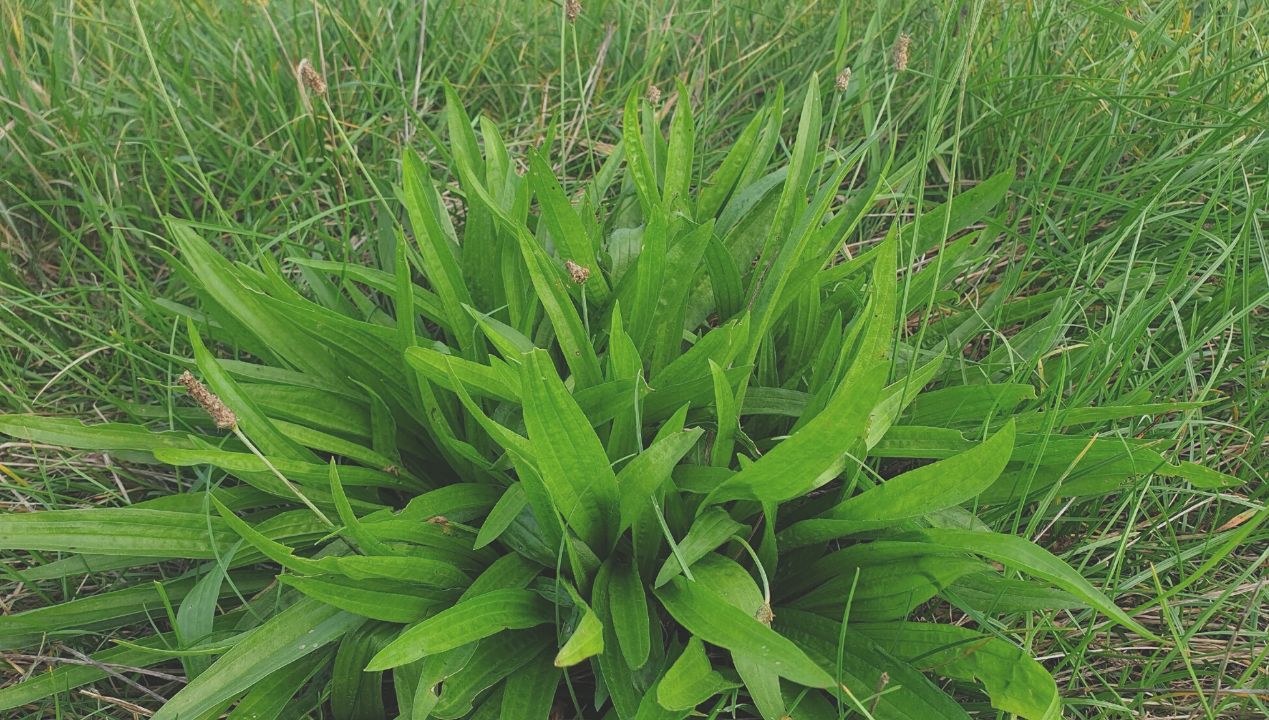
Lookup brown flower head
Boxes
[565,259,590,284]
[297,58,327,96]
[178,371,237,430]
[754,602,775,626]
[835,66,852,92]
[893,33,911,72]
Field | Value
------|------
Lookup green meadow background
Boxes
[1,0,1265,717]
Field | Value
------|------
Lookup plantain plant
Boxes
[0,81,1235,719]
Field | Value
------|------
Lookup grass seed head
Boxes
[178,371,237,430]
[565,259,590,284]
[893,33,911,72]
[647,84,662,104]
[297,58,327,96]
[565,0,581,22]
[755,602,774,626]
[835,66,852,92]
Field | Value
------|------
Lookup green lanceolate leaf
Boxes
[433,631,548,718]
[0,571,269,650]
[501,646,560,718]
[607,555,652,669]
[780,420,1016,546]
[786,542,986,620]
[703,353,885,505]
[946,571,1088,613]
[402,149,479,356]
[366,589,552,670]
[225,650,330,720]
[657,636,738,710]
[475,483,528,549]
[0,414,210,454]
[656,577,834,688]
[697,107,765,220]
[519,350,619,548]
[170,221,338,378]
[615,426,704,533]
[154,446,413,491]
[528,149,610,301]
[280,575,446,623]
[857,622,1061,720]
[0,508,232,558]
[555,589,605,667]
[903,528,1156,639]
[623,91,660,215]
[708,359,738,467]
[663,80,696,210]
[188,319,316,462]
[653,507,744,587]
[330,624,393,720]
[153,597,364,720]
[842,419,1014,522]
[405,346,521,402]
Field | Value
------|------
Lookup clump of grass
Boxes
[1,2,1264,718]
[0,82,1242,719]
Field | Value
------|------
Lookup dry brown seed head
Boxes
[297,58,327,96]
[755,602,775,626]
[178,371,237,430]
[565,259,590,284]
[835,66,852,92]
[893,33,911,72]
[646,84,661,104]
[565,0,581,22]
